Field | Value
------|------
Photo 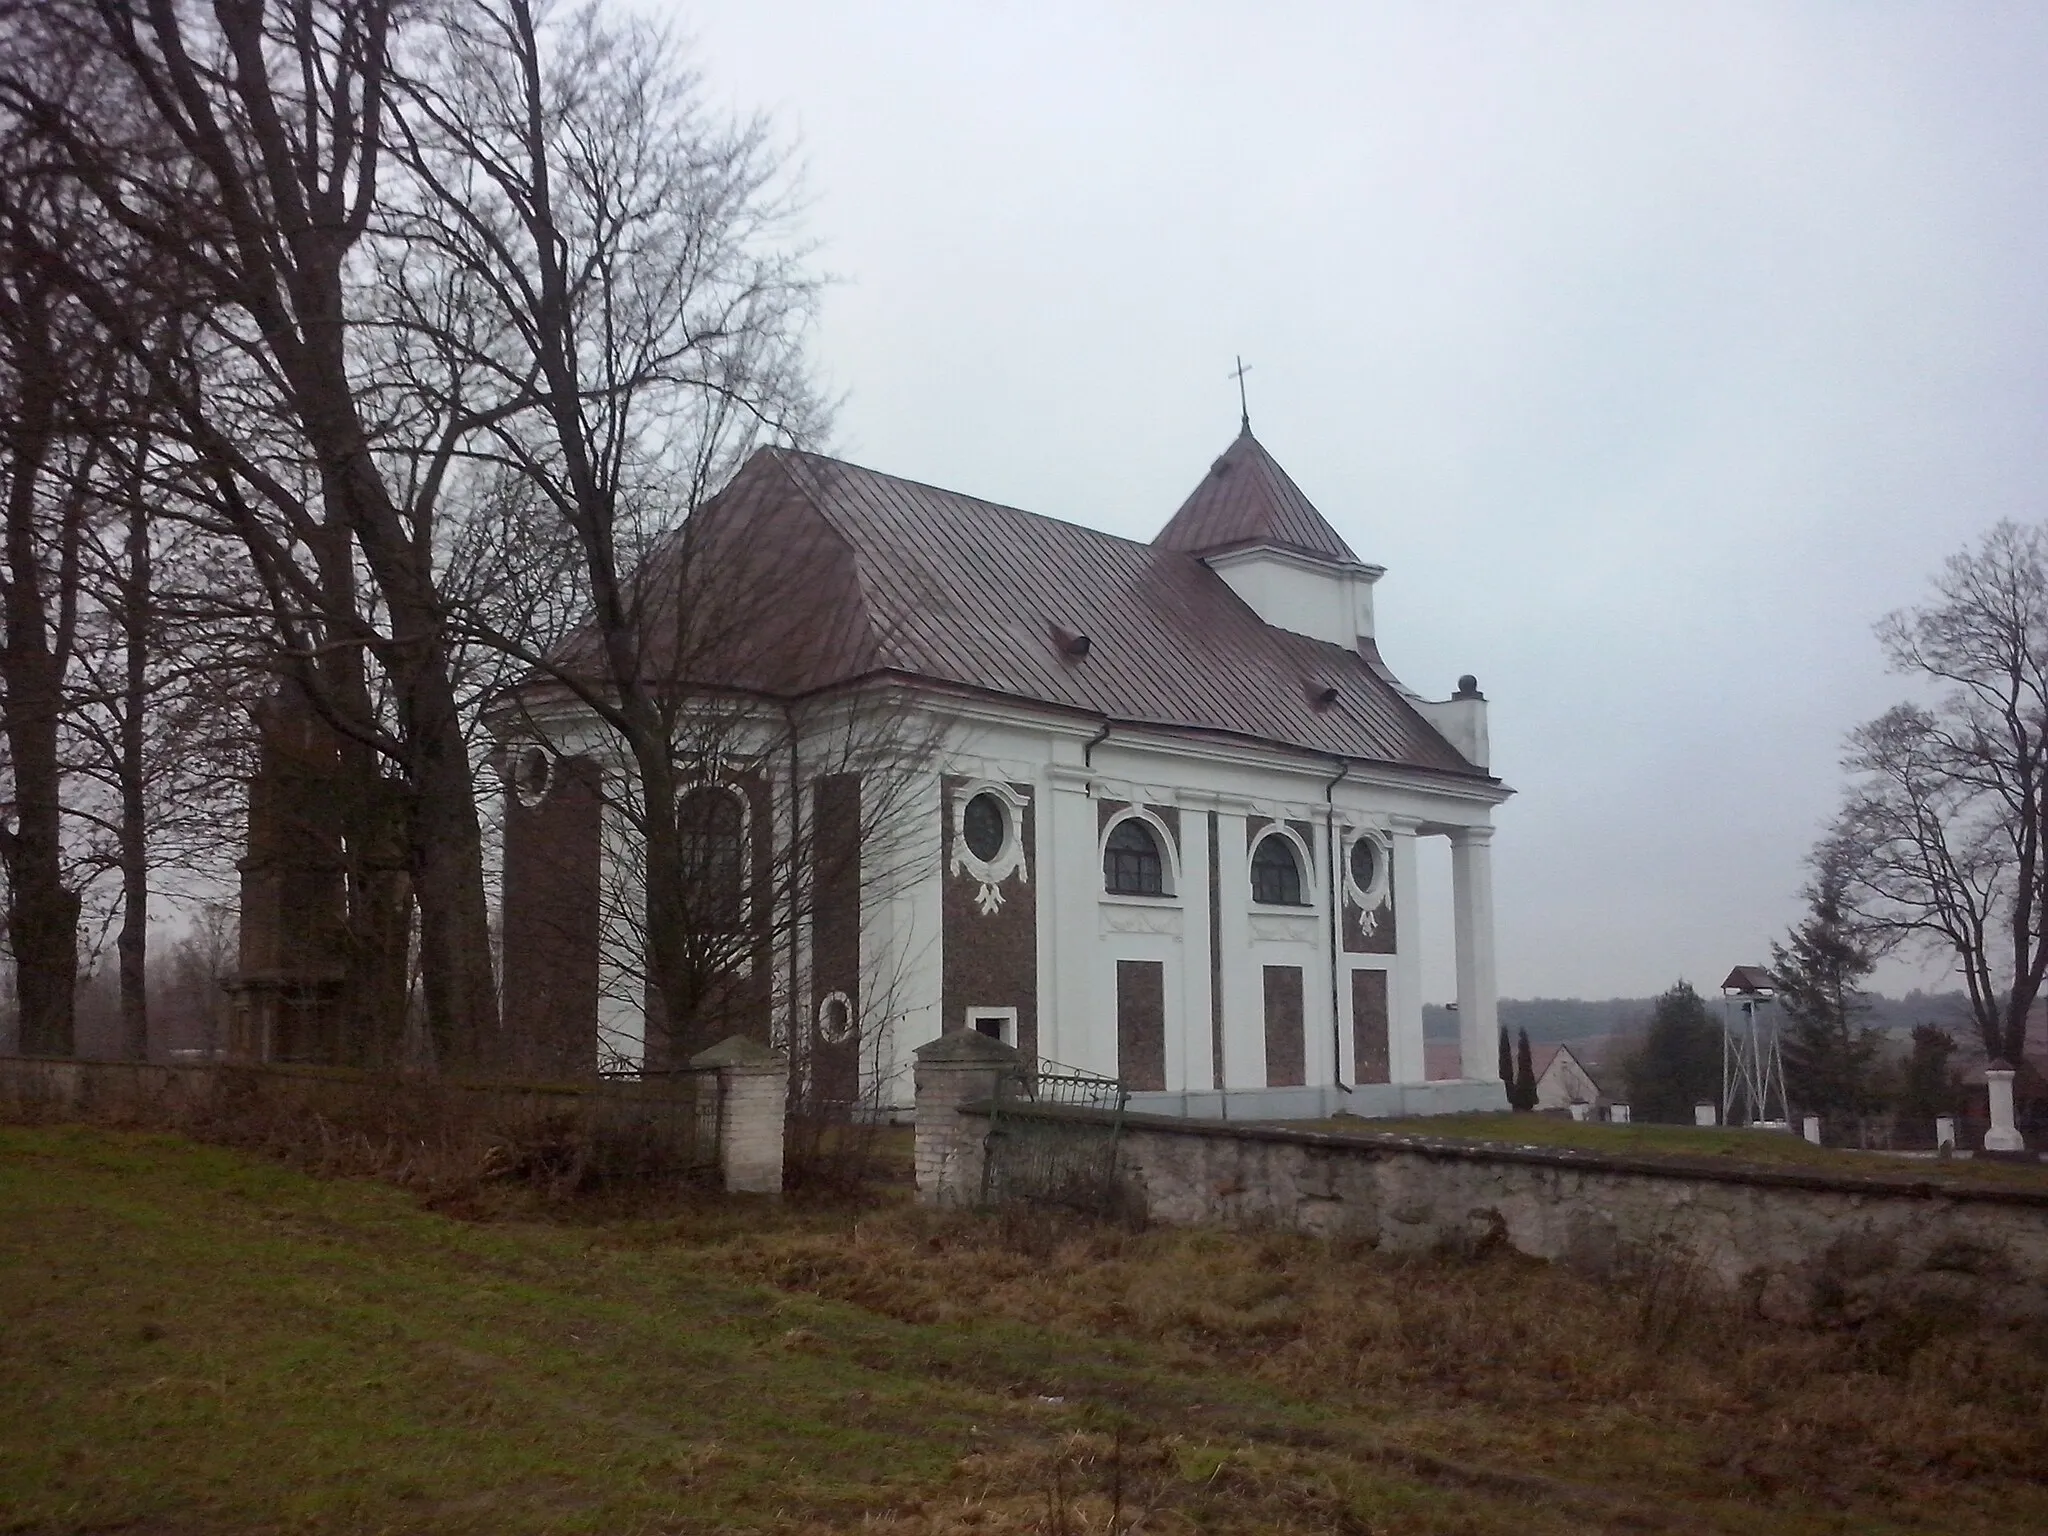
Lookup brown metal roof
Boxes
[542,443,1488,779]
[1152,426,1361,563]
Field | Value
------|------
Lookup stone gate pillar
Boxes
[913,1029,1019,1206]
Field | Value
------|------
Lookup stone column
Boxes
[1449,826,1499,1082]
[1984,1063,2026,1152]
[689,1036,789,1195]
[913,1029,1019,1206]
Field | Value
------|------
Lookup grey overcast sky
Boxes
[651,0,2048,1003]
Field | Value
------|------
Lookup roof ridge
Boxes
[777,447,1182,558]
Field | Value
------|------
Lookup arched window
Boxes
[1251,833,1307,906]
[678,786,745,929]
[1104,818,1165,896]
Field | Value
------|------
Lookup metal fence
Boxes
[980,1056,1129,1213]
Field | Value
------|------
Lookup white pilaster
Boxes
[1215,810,1262,1089]
[1048,770,1101,1072]
[1177,807,1215,1091]
[1388,820,1426,1084]
[1450,825,1499,1081]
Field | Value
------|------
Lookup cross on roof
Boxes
[1229,355,1252,431]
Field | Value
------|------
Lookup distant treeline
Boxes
[1423,990,1975,1047]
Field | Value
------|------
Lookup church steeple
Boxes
[1153,428,1360,564]
[1155,429,1383,652]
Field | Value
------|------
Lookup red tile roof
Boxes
[1153,426,1361,563]
[546,444,1488,778]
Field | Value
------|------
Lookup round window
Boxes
[962,791,1007,862]
[1348,837,1379,892]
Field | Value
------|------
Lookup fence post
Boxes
[913,1030,1019,1206]
[689,1036,789,1195]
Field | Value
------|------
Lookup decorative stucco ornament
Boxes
[950,780,1031,918]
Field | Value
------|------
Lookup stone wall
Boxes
[933,1096,2048,1326]
[0,1045,788,1197]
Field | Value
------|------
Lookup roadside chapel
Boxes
[497,424,1511,1118]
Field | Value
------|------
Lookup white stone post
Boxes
[1568,1102,1590,1122]
[1610,1103,1630,1124]
[1802,1114,1821,1145]
[1695,1102,1717,1126]
[913,1030,1019,1205]
[689,1036,788,1195]
[1449,826,1499,1083]
[1984,1065,2026,1152]
[1935,1115,1956,1150]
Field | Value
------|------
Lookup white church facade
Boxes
[497,426,1510,1118]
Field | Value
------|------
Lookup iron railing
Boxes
[980,1055,1129,1213]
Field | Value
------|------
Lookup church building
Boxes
[498,424,1510,1118]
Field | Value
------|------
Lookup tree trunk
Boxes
[115,488,149,1061]
[1,329,78,1058]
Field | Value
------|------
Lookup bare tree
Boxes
[1833,520,2048,1070]
[378,0,840,1058]
[0,147,111,1056]
[0,0,499,1065]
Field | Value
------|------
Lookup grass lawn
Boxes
[5,1124,2046,1534]
[1309,1111,2048,1188]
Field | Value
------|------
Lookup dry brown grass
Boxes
[0,1059,715,1203]
[690,1199,2048,1530]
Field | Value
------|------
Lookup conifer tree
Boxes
[1499,1025,1513,1090]
[1623,981,1722,1122]
[1772,838,1880,1122]
[1897,1024,1962,1125]
[1511,1027,1539,1111]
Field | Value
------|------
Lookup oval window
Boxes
[1348,837,1379,893]
[515,745,551,804]
[962,792,1008,862]
[817,992,856,1045]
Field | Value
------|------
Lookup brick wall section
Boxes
[912,1030,1019,1205]
[1116,960,1166,1090]
[1352,969,1390,1084]
[503,755,602,1077]
[941,778,1038,1056]
[646,771,776,1070]
[927,1101,2048,1327]
[1263,965,1305,1086]
[809,773,862,1104]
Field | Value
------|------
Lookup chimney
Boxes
[1414,675,1489,770]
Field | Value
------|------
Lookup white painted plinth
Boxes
[1802,1115,1821,1145]
[1694,1103,1717,1126]
[1984,1069,2026,1153]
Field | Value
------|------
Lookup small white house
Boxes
[498,425,1512,1119]
[1532,1043,1605,1112]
